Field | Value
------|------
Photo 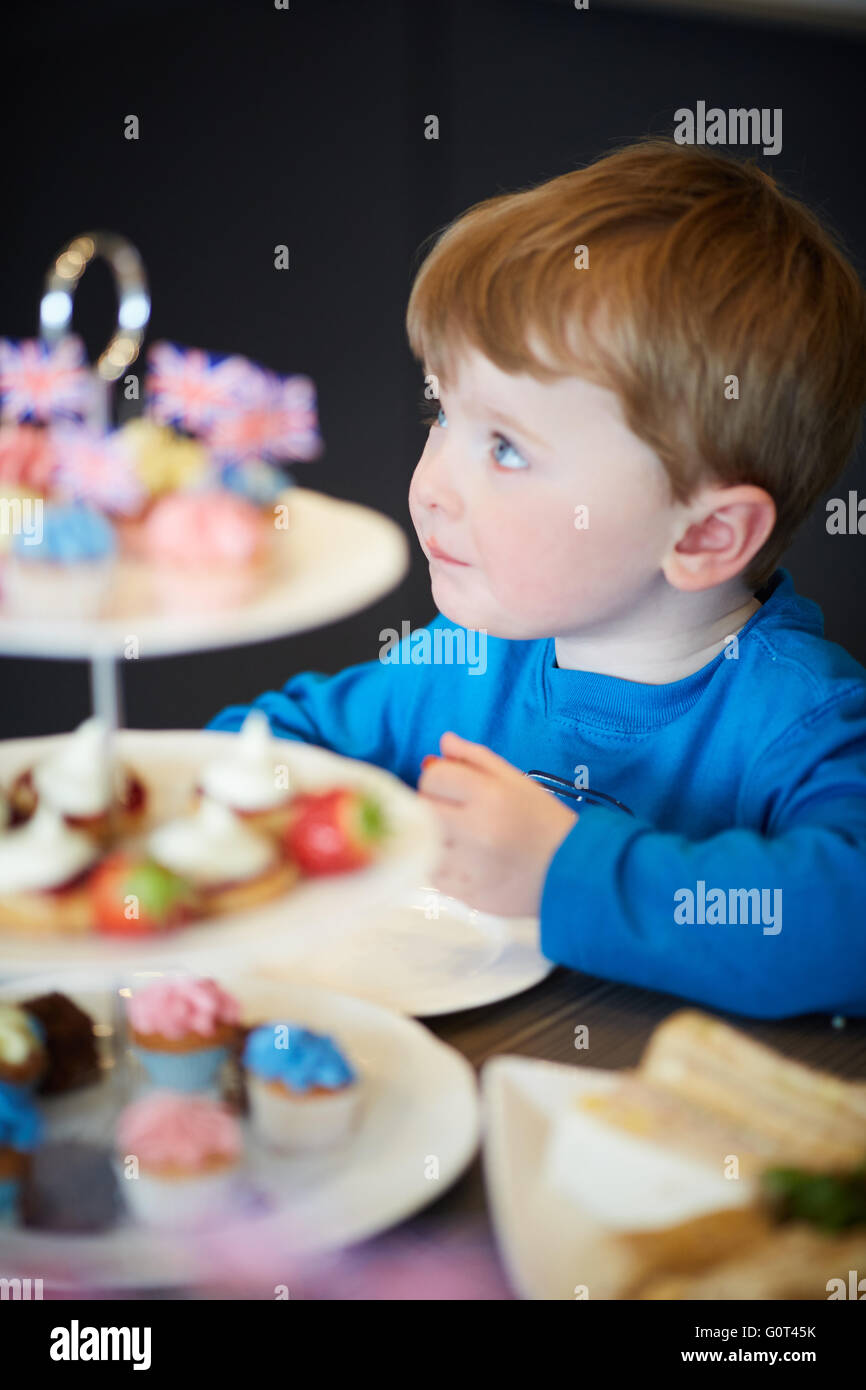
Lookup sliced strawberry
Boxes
[91,853,196,935]
[285,788,385,875]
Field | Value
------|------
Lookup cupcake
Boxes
[147,796,298,914]
[126,978,241,1093]
[219,457,292,507]
[2,502,116,619]
[21,1139,124,1232]
[140,490,271,613]
[195,711,293,834]
[243,1023,361,1151]
[113,418,210,558]
[0,485,41,611]
[116,1091,244,1228]
[0,1087,42,1227]
[0,422,58,495]
[0,804,100,934]
[22,992,101,1094]
[116,419,210,499]
[0,1003,46,1093]
[9,716,147,843]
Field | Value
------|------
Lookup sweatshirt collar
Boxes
[540,569,800,732]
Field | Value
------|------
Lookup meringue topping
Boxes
[32,716,116,819]
[0,803,99,893]
[199,711,291,811]
[147,795,278,886]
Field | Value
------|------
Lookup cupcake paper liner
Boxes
[117,1162,242,1229]
[246,1073,362,1152]
[131,1043,230,1095]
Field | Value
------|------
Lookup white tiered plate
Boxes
[251,885,553,1017]
[481,1056,757,1300]
[0,973,480,1289]
[0,487,408,658]
[0,730,440,974]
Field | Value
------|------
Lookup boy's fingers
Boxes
[419,756,482,805]
[439,731,522,780]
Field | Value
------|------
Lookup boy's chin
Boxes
[431,587,547,641]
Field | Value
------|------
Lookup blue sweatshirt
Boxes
[206,568,866,1020]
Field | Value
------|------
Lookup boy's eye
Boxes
[417,398,529,470]
[492,434,529,470]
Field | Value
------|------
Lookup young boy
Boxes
[208,137,866,1020]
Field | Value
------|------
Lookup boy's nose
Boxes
[411,440,463,518]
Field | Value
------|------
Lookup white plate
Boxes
[0,487,408,659]
[0,730,440,974]
[0,971,480,1289]
[251,885,553,1017]
[481,1056,757,1300]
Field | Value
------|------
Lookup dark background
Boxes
[2,0,865,738]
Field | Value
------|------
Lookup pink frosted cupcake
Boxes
[116,1091,243,1228]
[126,977,241,1093]
[0,423,58,495]
[141,490,271,612]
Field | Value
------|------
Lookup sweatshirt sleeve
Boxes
[204,617,453,787]
[539,687,866,1020]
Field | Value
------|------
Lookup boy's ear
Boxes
[662,484,777,592]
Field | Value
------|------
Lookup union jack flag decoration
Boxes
[208,371,322,463]
[145,342,257,435]
[50,424,146,517]
[146,341,322,464]
[0,336,94,424]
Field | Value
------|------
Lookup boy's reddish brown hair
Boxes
[405,137,866,589]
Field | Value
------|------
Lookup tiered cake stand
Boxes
[0,232,441,976]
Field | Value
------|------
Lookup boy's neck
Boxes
[553,581,762,684]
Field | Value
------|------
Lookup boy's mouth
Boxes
[425,537,470,566]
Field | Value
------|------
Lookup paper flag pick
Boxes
[0,336,94,424]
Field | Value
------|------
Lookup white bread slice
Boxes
[634,1010,866,1171]
[637,1223,866,1300]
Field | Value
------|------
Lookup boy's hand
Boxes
[418,731,578,916]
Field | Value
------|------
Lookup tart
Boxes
[8,716,146,845]
[147,795,298,914]
[0,804,100,934]
[194,710,293,834]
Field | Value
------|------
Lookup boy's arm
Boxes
[540,687,866,1019]
[205,617,450,785]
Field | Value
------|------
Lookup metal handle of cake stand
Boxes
[39,231,151,736]
[40,230,150,387]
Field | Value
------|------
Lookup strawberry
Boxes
[284,788,386,875]
[91,853,197,936]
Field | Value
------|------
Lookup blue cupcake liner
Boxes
[132,1044,229,1094]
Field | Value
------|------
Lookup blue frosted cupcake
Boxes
[0,1085,42,1225]
[4,502,116,619]
[242,1023,361,1151]
[126,977,241,1094]
[219,458,292,506]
